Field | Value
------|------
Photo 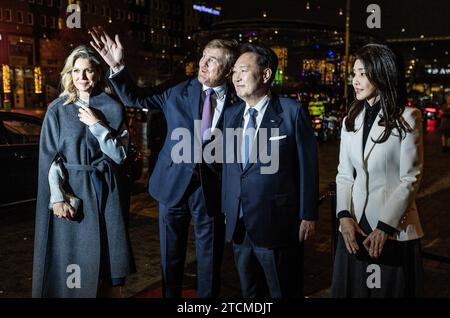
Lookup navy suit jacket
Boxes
[221,95,319,248]
[108,67,234,211]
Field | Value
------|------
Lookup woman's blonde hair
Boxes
[59,45,103,105]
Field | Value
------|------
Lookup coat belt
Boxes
[64,160,115,213]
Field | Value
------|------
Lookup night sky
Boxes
[220,0,450,38]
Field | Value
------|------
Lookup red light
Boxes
[425,107,436,113]
[407,101,412,107]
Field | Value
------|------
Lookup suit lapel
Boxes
[214,86,233,131]
[242,96,283,174]
[229,103,245,172]
[363,109,384,161]
[353,108,365,167]
[186,78,202,120]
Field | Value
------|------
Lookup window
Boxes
[16,11,24,24]
[83,3,89,13]
[47,0,54,6]
[116,9,121,19]
[40,15,46,27]
[5,9,12,22]
[28,0,36,3]
[27,12,34,25]
[37,0,43,5]
[49,16,55,28]
[0,8,3,21]
[91,4,97,14]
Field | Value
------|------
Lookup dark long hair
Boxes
[345,44,412,143]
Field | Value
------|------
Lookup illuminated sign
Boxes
[272,47,288,69]
[34,66,42,94]
[193,5,220,16]
[426,68,450,75]
[2,65,11,93]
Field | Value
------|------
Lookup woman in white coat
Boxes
[331,44,424,297]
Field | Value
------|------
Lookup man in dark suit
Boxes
[89,28,238,298]
[222,44,319,297]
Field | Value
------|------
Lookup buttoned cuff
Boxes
[109,65,125,78]
[376,221,398,236]
[337,210,352,219]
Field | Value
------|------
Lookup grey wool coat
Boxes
[32,89,134,297]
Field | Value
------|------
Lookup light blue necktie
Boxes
[239,107,258,218]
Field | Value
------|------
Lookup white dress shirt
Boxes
[242,95,270,136]
[202,84,227,132]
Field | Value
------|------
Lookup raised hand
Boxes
[89,26,124,72]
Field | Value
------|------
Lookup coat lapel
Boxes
[242,96,283,174]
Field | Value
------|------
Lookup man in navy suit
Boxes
[89,28,238,298]
[222,44,319,297]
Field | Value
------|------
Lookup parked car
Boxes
[413,96,442,121]
[0,111,42,207]
[0,110,142,207]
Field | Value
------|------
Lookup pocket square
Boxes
[269,135,287,141]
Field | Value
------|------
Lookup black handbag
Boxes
[354,234,403,266]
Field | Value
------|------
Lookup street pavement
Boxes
[0,119,449,298]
